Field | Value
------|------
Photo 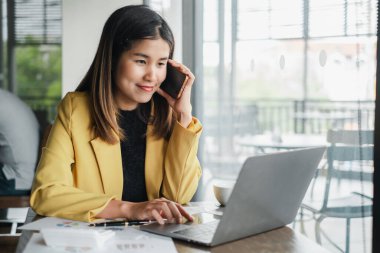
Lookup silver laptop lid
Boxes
[211,147,325,245]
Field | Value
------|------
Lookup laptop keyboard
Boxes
[173,220,219,241]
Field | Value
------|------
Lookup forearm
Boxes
[30,184,118,222]
[177,112,192,128]
[161,119,202,203]
[162,159,201,203]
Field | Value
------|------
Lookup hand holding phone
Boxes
[160,63,187,99]
[157,60,194,128]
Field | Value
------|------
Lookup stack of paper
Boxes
[20,217,178,253]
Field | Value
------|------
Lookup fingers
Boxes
[158,198,191,224]
[174,203,193,222]
[168,59,195,83]
[139,198,192,225]
[156,198,180,223]
[159,59,195,111]
[159,201,174,222]
[151,209,165,225]
[160,198,193,223]
[167,201,182,223]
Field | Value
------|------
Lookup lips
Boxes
[137,84,155,92]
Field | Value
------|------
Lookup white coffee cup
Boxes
[213,181,235,206]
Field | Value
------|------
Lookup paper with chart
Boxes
[18,217,92,230]
[23,228,178,253]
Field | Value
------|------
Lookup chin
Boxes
[137,95,154,104]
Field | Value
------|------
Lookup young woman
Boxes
[30,5,202,224]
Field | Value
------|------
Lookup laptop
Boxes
[141,147,326,246]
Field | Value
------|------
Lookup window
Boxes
[201,1,375,252]
[1,0,62,126]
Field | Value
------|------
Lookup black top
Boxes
[119,109,148,202]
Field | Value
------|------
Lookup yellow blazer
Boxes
[30,92,202,222]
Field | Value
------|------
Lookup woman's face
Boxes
[114,38,170,110]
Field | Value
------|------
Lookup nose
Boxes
[144,65,158,83]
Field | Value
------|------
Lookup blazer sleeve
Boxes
[30,94,116,222]
[161,118,202,204]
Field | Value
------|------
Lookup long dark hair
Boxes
[76,5,175,144]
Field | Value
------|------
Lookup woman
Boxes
[30,5,202,224]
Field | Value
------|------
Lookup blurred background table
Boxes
[293,112,355,134]
[236,133,327,153]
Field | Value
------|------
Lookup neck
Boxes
[115,95,138,111]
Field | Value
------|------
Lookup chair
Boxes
[301,129,373,253]
[233,104,260,137]
[0,89,41,237]
[0,123,52,237]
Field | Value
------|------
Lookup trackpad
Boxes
[188,212,220,225]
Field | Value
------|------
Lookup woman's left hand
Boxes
[156,59,195,128]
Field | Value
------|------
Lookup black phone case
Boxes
[160,64,187,99]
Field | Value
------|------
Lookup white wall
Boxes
[62,0,142,96]
[157,0,182,62]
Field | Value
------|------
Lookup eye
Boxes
[158,62,167,67]
[135,60,146,65]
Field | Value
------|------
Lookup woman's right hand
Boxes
[124,198,193,224]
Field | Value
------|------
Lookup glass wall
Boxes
[201,0,376,252]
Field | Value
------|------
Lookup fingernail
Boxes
[159,220,165,225]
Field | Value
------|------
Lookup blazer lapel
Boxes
[90,136,123,198]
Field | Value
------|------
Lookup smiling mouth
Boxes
[137,85,155,92]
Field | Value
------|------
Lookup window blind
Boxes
[309,0,377,38]
[14,0,61,45]
[237,0,377,40]
[237,0,304,40]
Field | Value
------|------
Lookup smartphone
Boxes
[160,64,187,99]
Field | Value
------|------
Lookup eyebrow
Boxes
[133,53,168,61]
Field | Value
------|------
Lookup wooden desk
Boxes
[15,208,330,253]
